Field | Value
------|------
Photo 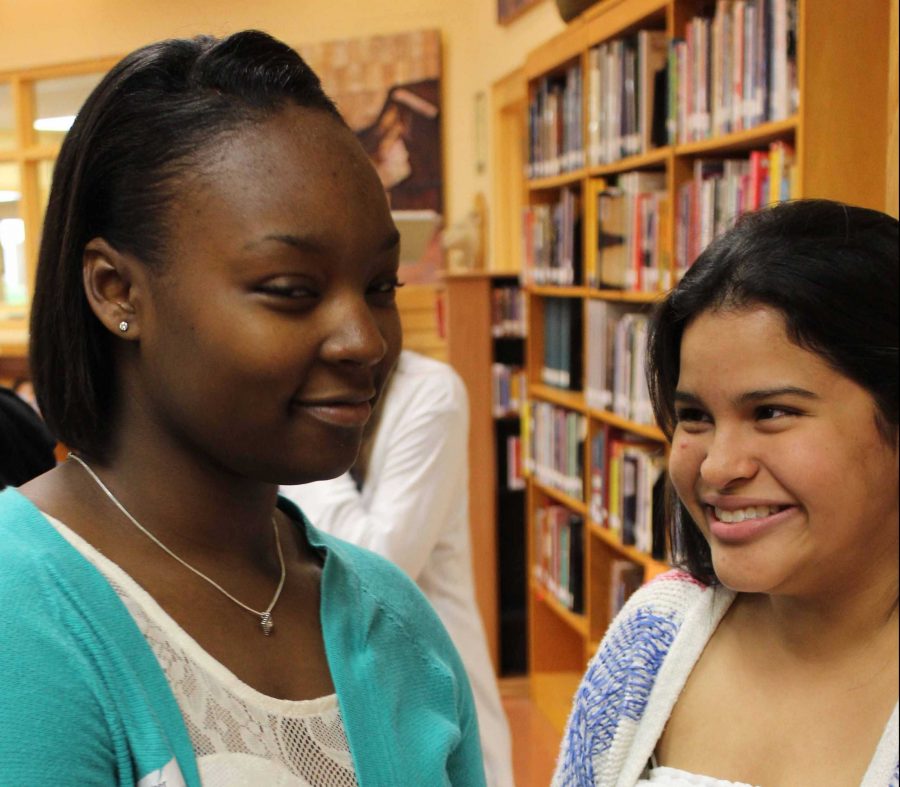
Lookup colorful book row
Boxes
[670,0,798,144]
[492,363,527,418]
[584,303,654,426]
[527,0,798,175]
[491,285,527,338]
[524,401,586,502]
[591,429,667,558]
[522,187,582,286]
[527,63,585,179]
[586,29,669,165]
[533,504,585,613]
[587,170,669,292]
[541,297,583,392]
[675,140,795,277]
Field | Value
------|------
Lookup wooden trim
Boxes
[525,24,590,79]
[586,407,665,441]
[587,145,670,176]
[490,68,527,273]
[0,56,120,82]
[588,520,668,570]
[527,168,586,191]
[532,477,588,514]
[444,276,500,671]
[674,117,797,157]
[585,0,669,43]
[798,0,890,209]
[529,382,587,412]
[530,579,589,636]
[887,0,899,217]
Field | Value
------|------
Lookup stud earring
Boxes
[118,320,129,333]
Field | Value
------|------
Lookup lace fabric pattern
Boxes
[47,515,359,787]
[636,765,760,787]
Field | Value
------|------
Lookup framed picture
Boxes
[300,30,444,283]
[497,0,542,25]
[300,29,443,215]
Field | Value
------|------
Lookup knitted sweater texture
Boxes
[551,570,899,787]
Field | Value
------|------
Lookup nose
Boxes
[699,427,759,489]
[321,293,388,368]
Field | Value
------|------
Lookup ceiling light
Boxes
[33,115,76,132]
[0,190,22,203]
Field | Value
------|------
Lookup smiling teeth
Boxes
[714,505,782,523]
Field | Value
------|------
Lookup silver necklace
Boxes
[68,452,286,636]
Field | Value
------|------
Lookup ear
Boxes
[82,238,144,339]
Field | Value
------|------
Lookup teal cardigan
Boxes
[0,487,486,786]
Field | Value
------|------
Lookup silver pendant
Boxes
[260,612,274,636]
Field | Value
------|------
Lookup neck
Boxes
[74,428,282,562]
[740,567,899,665]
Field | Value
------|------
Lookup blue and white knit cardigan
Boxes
[550,570,899,787]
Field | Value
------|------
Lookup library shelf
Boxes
[674,116,799,157]
[527,169,587,191]
[445,271,529,676]
[509,0,893,731]
[525,285,588,298]
[532,477,589,516]
[531,578,589,638]
[584,289,664,304]
[587,146,671,177]
[529,382,586,413]
[588,520,668,573]
[586,407,665,442]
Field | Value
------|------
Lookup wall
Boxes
[0,0,564,228]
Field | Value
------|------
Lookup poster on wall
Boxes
[300,30,443,284]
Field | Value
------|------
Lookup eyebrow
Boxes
[674,387,820,407]
[247,229,402,255]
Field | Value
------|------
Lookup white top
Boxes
[281,350,515,787]
[45,514,358,787]
[637,766,758,787]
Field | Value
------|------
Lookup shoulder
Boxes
[590,569,713,684]
[286,496,459,655]
[553,570,718,784]
[0,487,64,591]
[321,523,454,642]
[613,568,713,628]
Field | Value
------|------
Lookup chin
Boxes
[277,453,359,486]
[710,555,786,595]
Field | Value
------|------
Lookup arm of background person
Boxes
[283,367,468,582]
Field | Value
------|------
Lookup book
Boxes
[596,185,628,289]
[608,560,644,620]
[589,426,608,525]
[638,29,669,154]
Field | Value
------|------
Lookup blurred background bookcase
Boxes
[504,0,892,733]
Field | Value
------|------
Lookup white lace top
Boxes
[637,766,759,786]
[46,514,359,787]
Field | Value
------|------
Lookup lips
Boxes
[291,391,377,428]
[706,503,797,544]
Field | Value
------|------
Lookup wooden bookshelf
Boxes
[512,0,893,727]
[445,271,529,676]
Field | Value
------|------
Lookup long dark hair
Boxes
[647,199,899,583]
[30,31,343,460]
